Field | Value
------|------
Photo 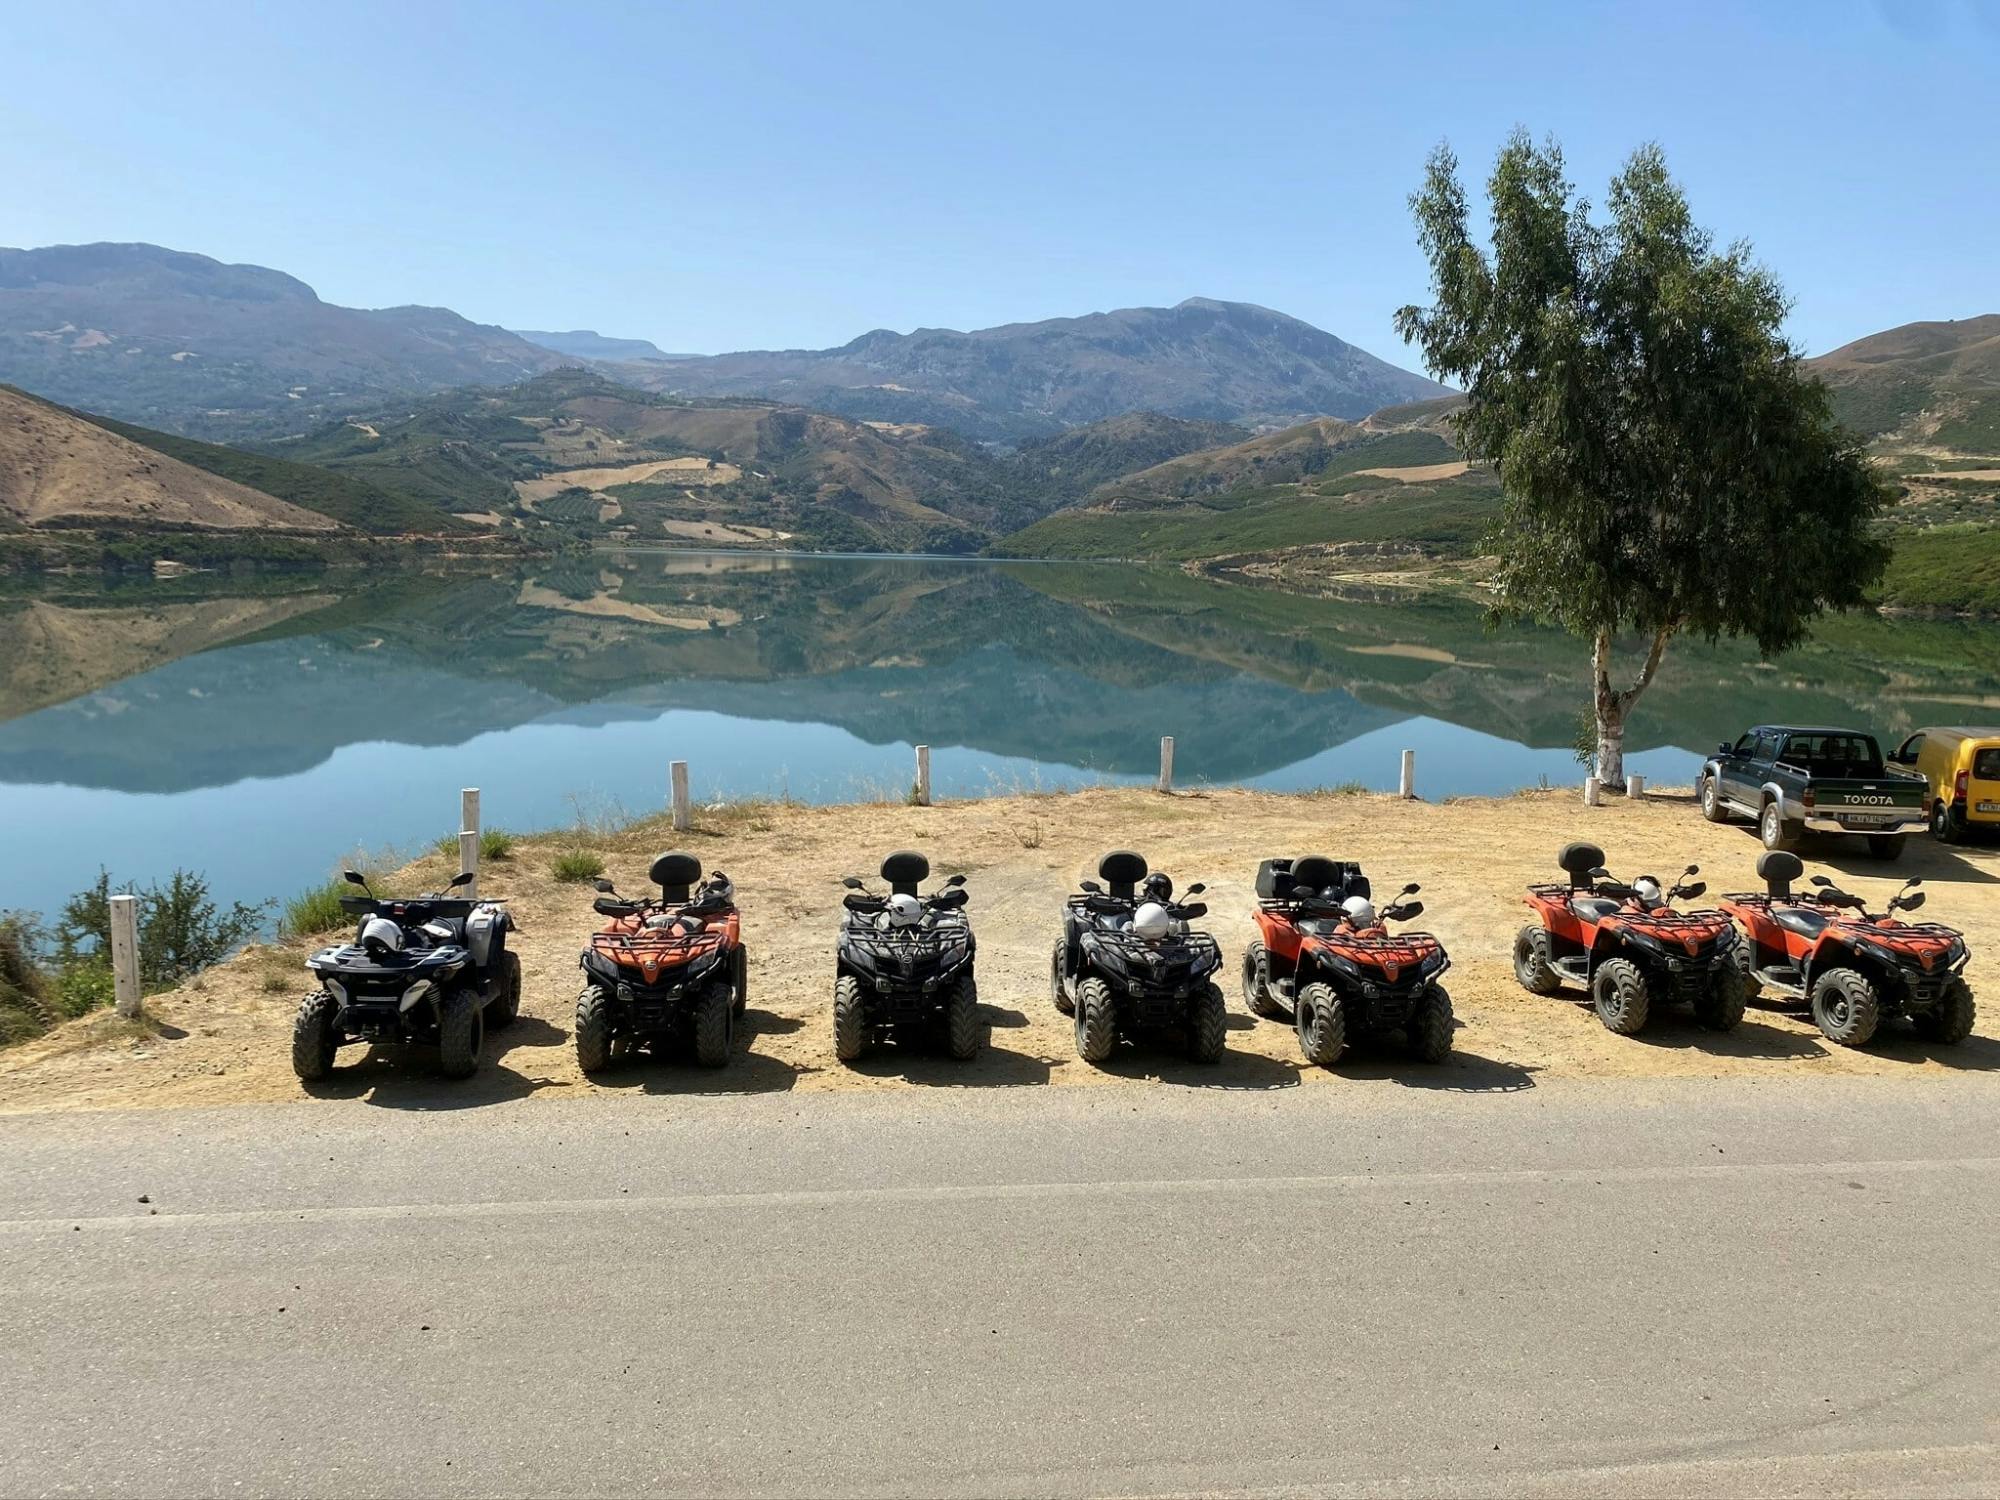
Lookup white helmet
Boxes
[360,916,404,957]
[886,893,922,928]
[1133,901,1172,941]
[1342,896,1377,929]
[1633,876,1665,910]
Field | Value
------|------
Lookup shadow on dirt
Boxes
[981,1005,1033,1030]
[1626,1004,1828,1060]
[1332,1029,1541,1092]
[844,1038,1053,1088]
[1093,1044,1302,1091]
[1842,1022,2000,1072]
[1777,834,1998,887]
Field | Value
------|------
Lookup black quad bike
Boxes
[832,851,978,1062]
[575,852,746,1072]
[294,869,521,1081]
[1050,850,1225,1065]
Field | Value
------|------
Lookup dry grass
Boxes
[3,785,1997,1115]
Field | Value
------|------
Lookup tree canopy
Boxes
[1395,134,1892,784]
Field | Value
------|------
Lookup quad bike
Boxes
[1242,856,1452,1067]
[1719,852,1973,1047]
[294,868,521,1081]
[574,852,745,1073]
[1514,842,1744,1036]
[1050,850,1225,1064]
[832,851,977,1062]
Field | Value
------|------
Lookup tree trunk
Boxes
[1591,625,1675,793]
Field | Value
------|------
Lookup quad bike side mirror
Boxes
[594,878,616,894]
[447,871,474,889]
[1400,882,1421,896]
[343,870,368,887]
[1810,875,1833,888]
[842,876,864,890]
[945,874,967,888]
[1683,865,1700,877]
[1080,880,1103,894]
[1907,877,1924,888]
[1185,882,1206,896]
[1588,866,1611,881]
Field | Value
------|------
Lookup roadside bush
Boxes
[0,914,54,1046]
[434,828,515,862]
[551,848,605,884]
[282,879,353,939]
[57,870,268,986]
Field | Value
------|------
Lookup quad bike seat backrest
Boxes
[1756,851,1803,899]
[1290,855,1370,903]
[1098,849,1148,900]
[1558,842,1607,890]
[649,851,703,903]
[880,850,930,897]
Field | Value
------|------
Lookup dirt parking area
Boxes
[3,787,1995,1113]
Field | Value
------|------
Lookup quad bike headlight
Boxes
[399,979,434,1013]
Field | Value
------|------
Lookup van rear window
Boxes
[1975,748,2000,780]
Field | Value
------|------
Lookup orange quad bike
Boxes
[1514,842,1745,1036]
[574,851,746,1072]
[1242,856,1452,1067]
[1719,852,1974,1047]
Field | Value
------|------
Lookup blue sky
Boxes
[4,1,1994,364]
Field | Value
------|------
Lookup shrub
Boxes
[551,848,605,884]
[281,879,352,940]
[56,870,269,986]
[434,828,515,862]
[0,913,54,1045]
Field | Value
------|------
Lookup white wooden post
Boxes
[671,760,691,832]
[914,745,932,807]
[458,787,480,897]
[1584,776,1602,807]
[1399,749,1417,800]
[108,893,141,1019]
[1158,736,1175,794]
[1627,774,1646,800]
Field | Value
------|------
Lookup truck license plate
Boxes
[1979,801,2000,815]
[1844,813,1892,827]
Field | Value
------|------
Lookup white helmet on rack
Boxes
[1133,901,1172,941]
[885,893,922,928]
[1632,876,1665,910]
[360,916,404,957]
[1341,896,1377,929]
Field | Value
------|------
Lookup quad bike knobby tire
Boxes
[486,951,523,1030]
[691,980,734,1067]
[833,974,868,1062]
[1050,937,1074,1016]
[575,983,615,1074]
[1913,976,1975,1045]
[437,986,485,1079]
[1591,957,1650,1036]
[731,947,749,1018]
[292,990,339,1081]
[1075,977,1117,1064]
[1811,967,1880,1047]
[943,972,980,1060]
[1407,984,1453,1063]
[1186,980,1226,1064]
[1295,981,1347,1067]
[1693,960,1747,1032]
[1730,939,1761,999]
[1513,925,1562,995]
[1241,942,1283,1018]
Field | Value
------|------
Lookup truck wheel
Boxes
[1050,937,1074,1016]
[943,973,980,1060]
[437,987,484,1079]
[1186,981,1226,1063]
[1931,800,1958,845]
[1241,942,1283,1018]
[1075,977,1117,1064]
[833,975,868,1062]
[1694,961,1747,1032]
[1699,773,1729,823]
[1513,925,1562,995]
[1866,835,1905,862]
[1760,801,1797,852]
[1407,984,1453,1063]
[575,984,615,1074]
[1912,976,1975,1045]
[1295,981,1347,1067]
[1810,968,1880,1047]
[291,991,339,1081]
[691,981,733,1067]
[1591,958,1650,1035]
[486,951,522,1030]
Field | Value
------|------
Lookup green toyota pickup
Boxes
[1697,725,1930,861]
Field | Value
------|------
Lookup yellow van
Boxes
[1886,727,2000,842]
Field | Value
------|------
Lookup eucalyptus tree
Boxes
[1395,134,1891,788]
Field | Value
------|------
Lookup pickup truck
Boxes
[1697,725,1929,861]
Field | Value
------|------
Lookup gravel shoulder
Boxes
[4,785,1996,1114]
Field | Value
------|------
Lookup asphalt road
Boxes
[3,1077,1998,1498]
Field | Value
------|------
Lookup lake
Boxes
[4,551,1997,924]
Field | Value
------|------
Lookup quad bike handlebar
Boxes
[1804,873,1927,921]
[1584,863,1706,906]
